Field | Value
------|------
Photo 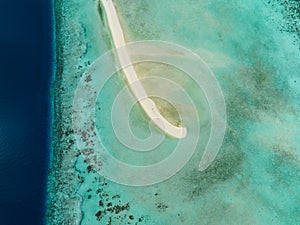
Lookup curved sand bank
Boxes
[100,0,187,139]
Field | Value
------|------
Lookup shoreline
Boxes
[46,0,86,223]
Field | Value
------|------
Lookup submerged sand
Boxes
[47,0,300,224]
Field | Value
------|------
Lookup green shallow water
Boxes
[47,0,300,224]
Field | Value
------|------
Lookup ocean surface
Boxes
[0,0,53,224]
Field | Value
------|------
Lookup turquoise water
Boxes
[47,0,300,224]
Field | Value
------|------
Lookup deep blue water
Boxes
[0,0,52,224]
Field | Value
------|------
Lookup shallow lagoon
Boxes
[47,0,300,224]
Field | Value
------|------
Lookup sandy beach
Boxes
[100,0,187,139]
